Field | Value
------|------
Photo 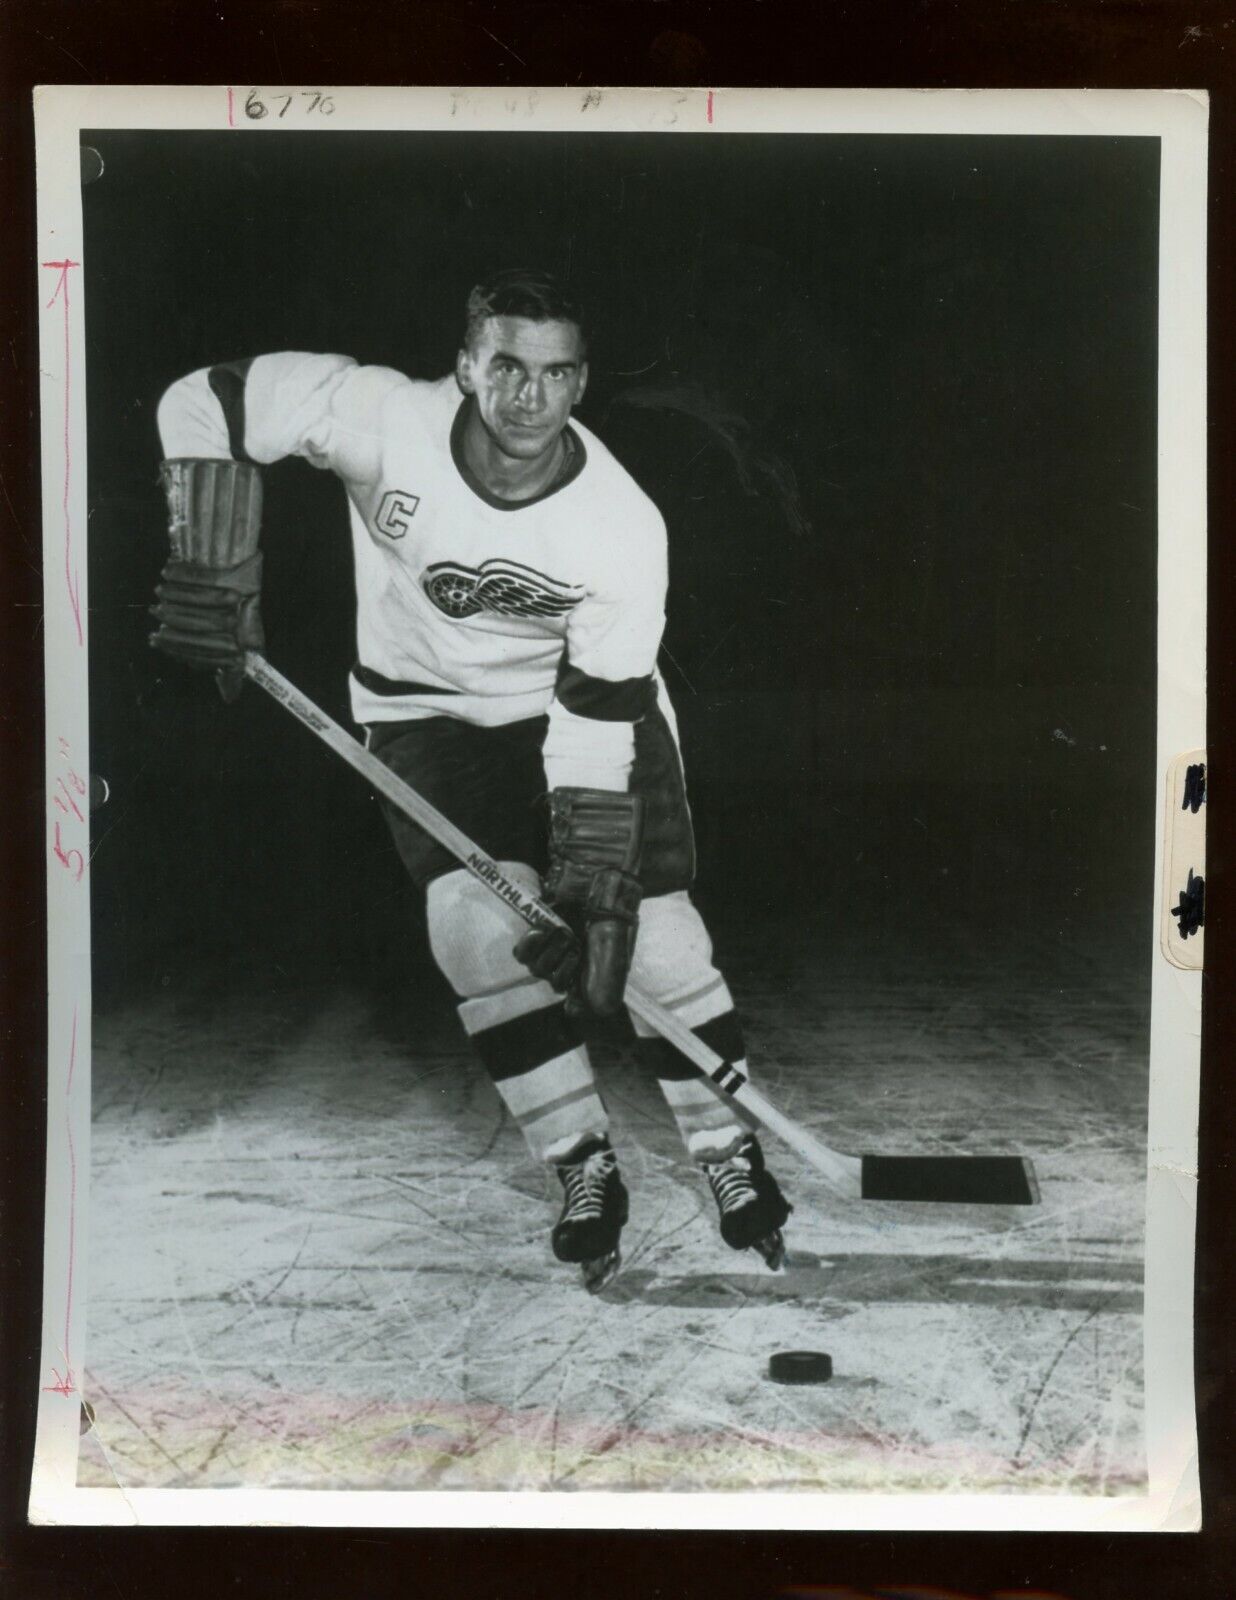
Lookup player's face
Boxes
[456,316,588,461]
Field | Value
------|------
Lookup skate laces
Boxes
[703,1144,759,1215]
[558,1145,618,1222]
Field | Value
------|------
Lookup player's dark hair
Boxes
[464,269,587,353]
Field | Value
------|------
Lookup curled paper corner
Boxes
[1160,1448,1203,1531]
[71,1396,143,1523]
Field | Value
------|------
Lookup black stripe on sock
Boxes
[207,360,256,463]
[471,1001,585,1083]
[637,1008,747,1082]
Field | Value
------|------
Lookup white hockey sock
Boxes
[627,892,749,1161]
[631,981,751,1162]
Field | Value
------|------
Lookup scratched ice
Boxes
[82,925,1147,1492]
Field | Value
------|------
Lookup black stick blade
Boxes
[860,1154,1039,1205]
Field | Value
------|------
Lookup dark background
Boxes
[82,128,1160,1006]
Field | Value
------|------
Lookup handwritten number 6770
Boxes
[245,90,335,120]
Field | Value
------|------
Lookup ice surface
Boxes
[80,928,1147,1493]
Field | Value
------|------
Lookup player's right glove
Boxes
[150,459,265,703]
[515,787,645,1017]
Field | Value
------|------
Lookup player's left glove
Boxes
[150,459,265,703]
[515,788,644,1017]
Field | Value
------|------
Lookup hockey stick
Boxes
[243,652,1038,1206]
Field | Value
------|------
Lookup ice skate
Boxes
[702,1133,792,1271]
[552,1137,629,1293]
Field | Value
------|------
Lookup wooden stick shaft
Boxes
[244,652,863,1198]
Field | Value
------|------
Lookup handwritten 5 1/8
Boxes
[51,735,87,883]
[244,89,335,119]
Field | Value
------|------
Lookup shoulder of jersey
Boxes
[340,364,450,416]
[361,369,456,419]
[570,414,665,532]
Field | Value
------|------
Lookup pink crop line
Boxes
[707,90,714,125]
[43,261,83,648]
[227,86,235,127]
[44,1007,79,1396]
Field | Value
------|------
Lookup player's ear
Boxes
[455,347,475,395]
[574,360,588,405]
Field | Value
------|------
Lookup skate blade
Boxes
[752,1230,787,1272]
[580,1246,622,1293]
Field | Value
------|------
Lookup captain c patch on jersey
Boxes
[376,489,421,538]
[422,559,586,620]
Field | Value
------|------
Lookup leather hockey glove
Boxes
[515,788,645,1017]
[150,459,265,703]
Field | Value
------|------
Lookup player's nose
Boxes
[515,377,546,412]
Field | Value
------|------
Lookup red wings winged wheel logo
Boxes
[422,559,585,620]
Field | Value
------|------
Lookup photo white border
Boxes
[29,84,1207,1531]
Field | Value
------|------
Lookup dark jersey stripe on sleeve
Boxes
[352,662,462,698]
[556,658,655,722]
[207,360,256,463]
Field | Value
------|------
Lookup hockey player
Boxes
[150,268,790,1290]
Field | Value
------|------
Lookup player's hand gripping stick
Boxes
[243,652,1038,1207]
[514,787,644,1018]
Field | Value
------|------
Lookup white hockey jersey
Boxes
[157,353,670,789]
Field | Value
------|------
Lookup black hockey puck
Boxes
[768,1350,833,1385]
